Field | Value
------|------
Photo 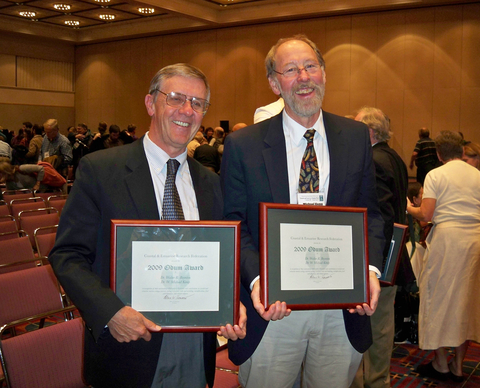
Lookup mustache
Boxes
[292,82,322,94]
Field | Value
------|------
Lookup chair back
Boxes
[10,198,47,229]
[0,265,65,328]
[0,316,86,388]
[19,210,59,249]
[47,194,68,215]
[0,201,11,217]
[2,190,33,205]
[0,236,36,274]
[34,226,58,258]
[0,218,18,240]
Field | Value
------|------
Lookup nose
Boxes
[297,67,310,80]
[178,99,194,115]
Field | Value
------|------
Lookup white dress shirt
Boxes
[283,109,330,202]
[143,133,199,221]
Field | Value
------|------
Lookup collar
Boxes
[283,109,326,146]
[144,132,187,175]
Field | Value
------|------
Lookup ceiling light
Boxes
[94,0,111,3]
[19,11,36,17]
[99,13,115,20]
[138,7,154,14]
[65,20,80,26]
[54,3,71,11]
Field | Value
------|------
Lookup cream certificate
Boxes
[280,223,354,290]
[131,241,220,312]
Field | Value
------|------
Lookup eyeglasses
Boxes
[273,63,322,78]
[155,90,210,114]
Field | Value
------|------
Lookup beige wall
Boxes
[74,4,480,165]
[0,33,75,133]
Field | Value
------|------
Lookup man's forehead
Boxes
[275,40,317,63]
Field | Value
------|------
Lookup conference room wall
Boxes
[0,32,75,133]
[75,4,480,165]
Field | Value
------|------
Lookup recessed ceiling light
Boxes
[54,3,71,11]
[65,20,80,26]
[99,13,115,20]
[138,7,154,14]
[94,0,111,3]
[19,11,36,17]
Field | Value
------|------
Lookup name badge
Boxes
[297,191,325,206]
[44,152,50,158]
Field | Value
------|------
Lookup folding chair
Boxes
[0,265,67,332]
[0,235,38,274]
[47,194,68,215]
[0,217,19,240]
[213,344,240,387]
[2,190,33,205]
[10,198,47,229]
[0,313,86,388]
[0,201,10,217]
[19,209,59,250]
[34,226,58,258]
[33,190,62,203]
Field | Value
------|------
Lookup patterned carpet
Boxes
[391,342,480,387]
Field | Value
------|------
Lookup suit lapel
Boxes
[263,113,290,204]
[124,138,160,220]
[187,157,211,220]
[323,111,347,205]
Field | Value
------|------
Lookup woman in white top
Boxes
[407,131,480,382]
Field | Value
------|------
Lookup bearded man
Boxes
[221,35,385,388]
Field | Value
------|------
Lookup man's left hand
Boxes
[217,302,247,340]
[347,271,380,316]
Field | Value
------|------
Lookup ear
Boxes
[268,76,281,96]
[145,94,155,117]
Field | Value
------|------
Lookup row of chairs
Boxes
[0,264,86,387]
[0,189,83,387]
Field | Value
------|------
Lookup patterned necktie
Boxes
[298,129,319,193]
[162,159,185,220]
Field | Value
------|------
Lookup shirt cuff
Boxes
[369,265,381,278]
[250,276,260,291]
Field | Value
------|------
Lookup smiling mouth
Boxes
[173,120,189,127]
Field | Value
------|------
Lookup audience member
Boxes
[94,121,108,139]
[187,131,205,158]
[463,142,480,169]
[194,143,221,173]
[103,124,124,148]
[221,34,384,388]
[48,63,245,388]
[231,122,247,132]
[409,128,440,184]
[209,127,224,155]
[204,126,214,143]
[0,132,13,160]
[407,130,480,382]
[11,128,25,147]
[0,157,65,192]
[41,118,73,175]
[253,97,285,123]
[72,123,93,175]
[119,124,138,144]
[351,106,411,388]
[25,124,43,163]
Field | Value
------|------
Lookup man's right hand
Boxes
[251,279,291,321]
[107,306,162,342]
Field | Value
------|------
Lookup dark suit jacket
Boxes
[372,141,414,286]
[221,111,385,365]
[49,138,223,388]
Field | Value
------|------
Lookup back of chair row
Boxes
[0,312,86,388]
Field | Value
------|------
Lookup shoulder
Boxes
[226,113,282,145]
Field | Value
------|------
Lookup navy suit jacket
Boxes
[221,111,385,365]
[49,138,223,388]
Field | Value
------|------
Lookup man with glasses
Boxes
[221,35,385,387]
[50,63,246,388]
